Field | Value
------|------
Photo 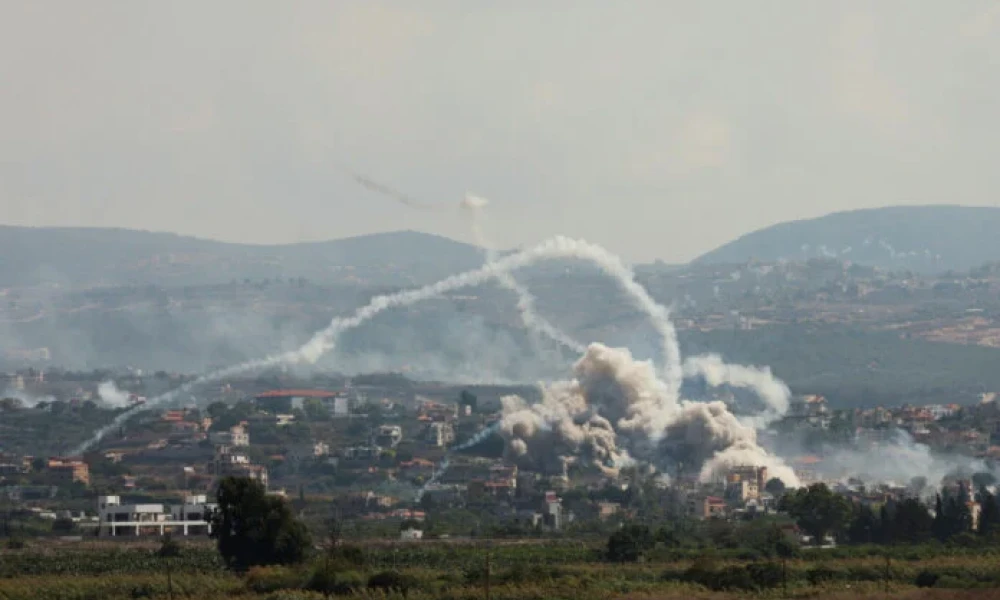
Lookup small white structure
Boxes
[209,425,249,447]
[425,422,455,448]
[97,495,216,537]
[400,527,423,540]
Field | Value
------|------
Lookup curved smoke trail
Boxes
[72,236,678,455]
[461,193,585,355]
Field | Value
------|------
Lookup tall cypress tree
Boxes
[933,494,948,541]
[977,487,999,536]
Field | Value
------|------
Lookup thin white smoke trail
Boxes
[461,194,585,355]
[415,421,503,501]
[72,236,679,455]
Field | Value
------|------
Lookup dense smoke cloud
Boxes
[499,343,799,485]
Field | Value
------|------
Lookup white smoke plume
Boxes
[72,236,680,454]
[682,353,791,427]
[819,430,990,490]
[498,343,799,485]
[97,380,131,409]
[0,386,55,408]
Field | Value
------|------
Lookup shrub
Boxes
[265,592,325,600]
[308,565,364,596]
[807,566,837,586]
[368,570,417,595]
[246,565,305,593]
[713,565,756,591]
[746,562,783,590]
[915,569,939,588]
[5,538,26,550]
[129,583,156,599]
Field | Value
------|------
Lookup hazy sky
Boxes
[2,2,998,262]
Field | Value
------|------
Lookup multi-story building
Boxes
[726,465,768,493]
[374,425,403,448]
[425,422,455,447]
[97,495,215,537]
[213,446,268,489]
[209,424,250,447]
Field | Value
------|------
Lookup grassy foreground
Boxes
[3,542,1000,599]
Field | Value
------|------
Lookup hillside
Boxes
[695,205,1000,273]
[0,226,483,287]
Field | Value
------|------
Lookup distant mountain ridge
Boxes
[695,205,1000,273]
[0,226,483,287]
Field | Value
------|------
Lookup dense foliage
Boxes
[209,477,312,570]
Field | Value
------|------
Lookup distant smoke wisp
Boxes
[97,380,131,409]
[0,387,54,408]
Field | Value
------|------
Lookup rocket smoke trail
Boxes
[335,164,444,211]
[460,193,585,355]
[72,236,679,454]
[415,421,503,501]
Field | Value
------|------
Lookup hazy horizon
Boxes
[2,2,998,262]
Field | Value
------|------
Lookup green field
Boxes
[4,540,1000,600]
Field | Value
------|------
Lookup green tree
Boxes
[303,398,329,422]
[206,401,229,420]
[459,390,478,413]
[973,472,997,490]
[780,483,852,545]
[764,478,787,496]
[847,504,880,544]
[208,477,312,570]
[0,397,23,412]
[606,523,655,562]
[890,498,933,544]
[978,487,999,536]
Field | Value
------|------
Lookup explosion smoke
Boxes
[72,236,679,454]
[498,343,799,485]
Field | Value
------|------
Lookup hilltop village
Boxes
[3,366,1000,542]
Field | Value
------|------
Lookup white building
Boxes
[332,396,350,416]
[97,495,215,537]
[400,527,424,540]
[214,446,269,489]
[209,425,249,447]
[425,422,455,448]
[374,425,403,448]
